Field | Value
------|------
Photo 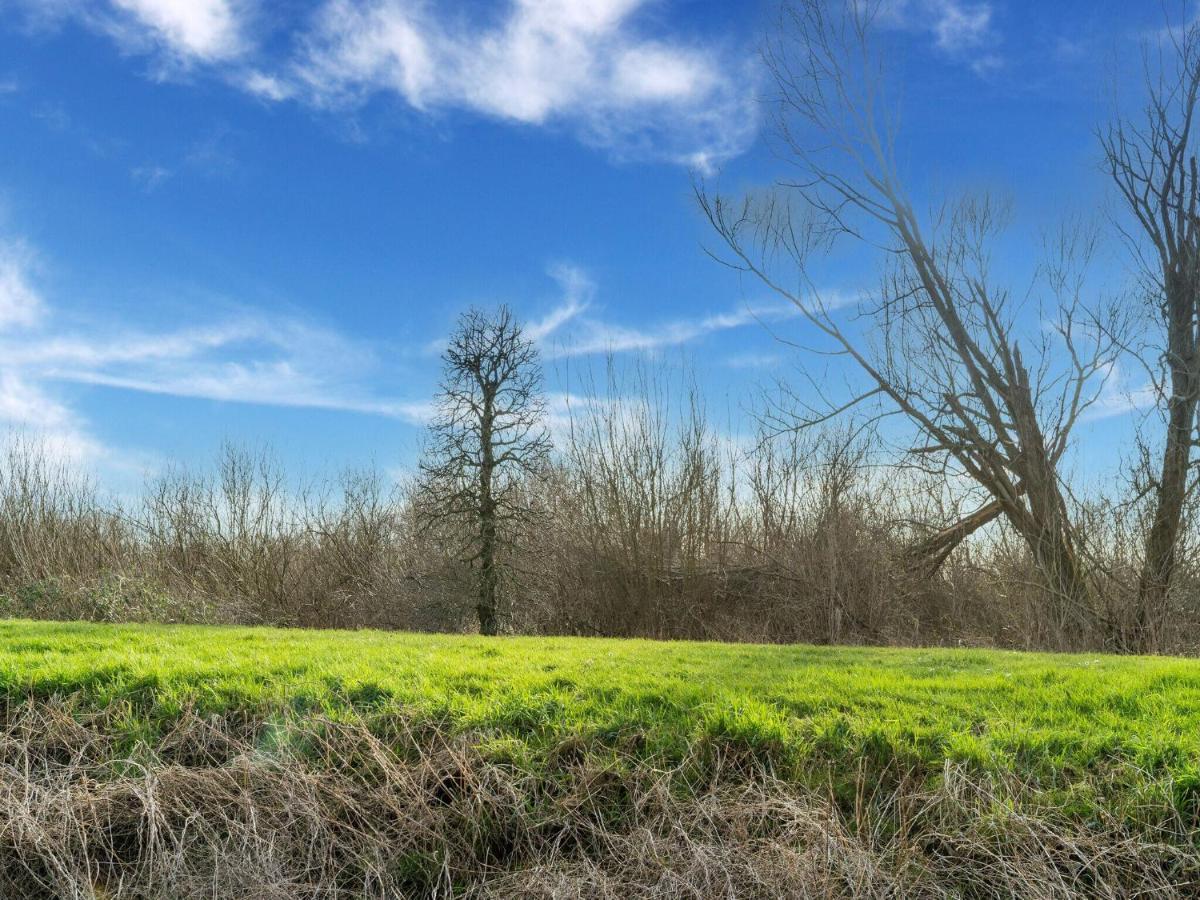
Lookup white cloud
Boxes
[10,313,432,425]
[242,69,293,101]
[131,164,173,192]
[526,264,594,342]
[10,0,250,68]
[725,351,782,369]
[0,241,44,329]
[109,0,248,62]
[2,320,259,368]
[969,53,1004,77]
[287,0,757,167]
[129,129,240,194]
[11,0,756,167]
[0,370,78,433]
[0,373,106,465]
[0,247,105,466]
[1081,362,1157,423]
[879,0,1000,70]
[529,270,858,359]
[543,299,803,358]
[1052,36,1086,64]
[0,231,438,479]
[929,0,992,52]
[56,365,433,423]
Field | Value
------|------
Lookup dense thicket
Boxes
[2,358,1196,653]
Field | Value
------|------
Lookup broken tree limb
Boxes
[904,483,1026,576]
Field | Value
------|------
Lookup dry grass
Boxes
[0,700,1192,899]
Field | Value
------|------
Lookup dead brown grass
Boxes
[0,701,1191,898]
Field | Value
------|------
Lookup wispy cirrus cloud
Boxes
[525,264,594,342]
[0,232,437,473]
[0,240,45,329]
[528,265,858,359]
[419,263,828,363]
[542,302,799,358]
[55,364,433,422]
[131,164,172,192]
[16,314,433,425]
[130,125,242,193]
[724,351,783,369]
[878,0,1002,75]
[0,239,102,464]
[1081,361,1157,423]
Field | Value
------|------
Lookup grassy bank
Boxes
[5,620,1200,789]
[2,620,1199,896]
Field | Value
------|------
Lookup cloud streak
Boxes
[1081,361,1158,423]
[525,264,594,342]
[529,269,859,359]
[0,241,45,329]
[0,233,438,477]
[19,315,433,425]
[0,234,872,479]
[0,243,103,465]
[543,302,802,358]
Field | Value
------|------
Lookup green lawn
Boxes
[2,619,1198,821]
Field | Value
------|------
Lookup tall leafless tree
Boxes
[700,0,1123,644]
[419,306,551,635]
[1102,17,1200,652]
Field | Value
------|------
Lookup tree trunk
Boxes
[1006,471,1093,647]
[1007,363,1095,646]
[1101,47,1200,653]
[477,398,499,636]
[1134,290,1200,652]
[477,526,498,636]
[1020,509,1092,644]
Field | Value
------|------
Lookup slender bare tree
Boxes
[1102,17,1200,652]
[418,306,551,635]
[700,0,1123,643]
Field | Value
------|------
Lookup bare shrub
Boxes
[542,360,735,638]
[0,437,132,587]
[294,467,428,629]
[139,444,300,624]
[524,360,964,645]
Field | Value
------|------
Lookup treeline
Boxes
[2,360,1197,653]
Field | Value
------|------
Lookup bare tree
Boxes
[700,0,1122,644]
[418,306,551,635]
[1102,17,1200,652]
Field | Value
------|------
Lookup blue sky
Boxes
[0,0,1175,487]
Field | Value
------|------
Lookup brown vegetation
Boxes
[0,700,1193,899]
[2,352,1199,654]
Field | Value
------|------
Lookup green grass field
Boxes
[3,618,1199,822]
[5,619,1200,896]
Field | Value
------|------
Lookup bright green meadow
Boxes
[2,619,1199,820]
